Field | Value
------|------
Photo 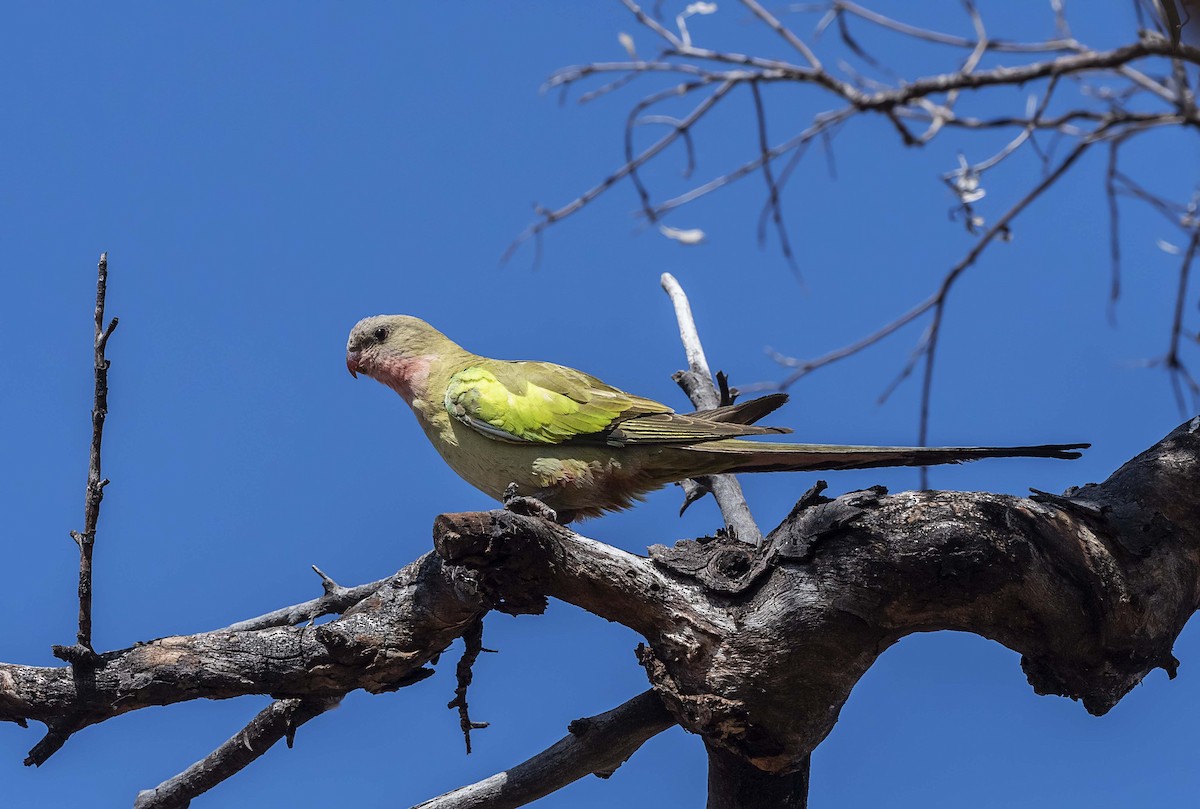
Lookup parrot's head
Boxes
[346,315,458,404]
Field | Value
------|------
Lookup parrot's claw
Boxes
[502,483,559,523]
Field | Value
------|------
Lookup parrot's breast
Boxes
[374,354,434,405]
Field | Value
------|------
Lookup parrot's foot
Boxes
[502,483,560,523]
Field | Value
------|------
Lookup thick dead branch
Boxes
[0,554,486,770]
[414,690,675,809]
[4,414,1197,806]
[706,742,808,809]
[133,697,337,809]
[436,416,1200,778]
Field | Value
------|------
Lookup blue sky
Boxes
[1,2,1196,807]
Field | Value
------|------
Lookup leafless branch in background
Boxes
[514,0,1200,444]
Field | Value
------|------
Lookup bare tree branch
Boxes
[447,617,490,754]
[435,416,1200,782]
[4,406,1197,806]
[413,690,675,809]
[53,252,117,668]
[524,2,1200,448]
[1,553,487,780]
[223,566,391,633]
[661,272,764,545]
[133,697,338,809]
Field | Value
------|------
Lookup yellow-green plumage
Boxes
[346,315,1087,521]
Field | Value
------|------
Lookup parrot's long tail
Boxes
[688,439,1089,475]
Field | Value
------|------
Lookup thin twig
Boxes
[54,252,117,666]
[917,298,945,491]
[661,273,764,546]
[1106,137,1124,323]
[830,0,1079,53]
[741,0,823,69]
[505,79,733,261]
[1163,229,1200,414]
[223,567,391,633]
[447,617,490,754]
[771,133,1098,391]
[34,256,118,765]
[750,80,800,273]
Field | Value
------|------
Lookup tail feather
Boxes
[694,393,789,426]
[688,440,1090,474]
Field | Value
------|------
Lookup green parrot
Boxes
[345,315,1087,521]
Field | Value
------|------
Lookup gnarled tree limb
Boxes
[4,416,1198,807]
[0,554,485,753]
[436,415,1200,797]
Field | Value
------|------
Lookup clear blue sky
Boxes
[2,3,1196,807]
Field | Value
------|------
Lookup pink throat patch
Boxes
[373,354,433,404]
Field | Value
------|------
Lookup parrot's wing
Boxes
[444,363,666,445]
[445,363,789,447]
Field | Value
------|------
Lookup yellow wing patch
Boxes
[445,366,635,444]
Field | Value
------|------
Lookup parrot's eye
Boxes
[372,326,389,343]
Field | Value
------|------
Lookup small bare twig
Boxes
[1163,229,1200,414]
[223,566,392,633]
[37,254,117,764]
[661,272,764,546]
[133,697,338,809]
[505,79,735,262]
[447,617,490,754]
[52,252,117,666]
[750,80,799,273]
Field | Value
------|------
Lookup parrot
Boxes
[345,315,1087,522]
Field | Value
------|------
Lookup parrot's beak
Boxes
[346,350,361,378]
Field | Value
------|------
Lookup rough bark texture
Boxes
[0,554,485,744]
[1,417,1197,807]
[436,417,1200,782]
[706,743,808,809]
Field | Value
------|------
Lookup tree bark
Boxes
[2,417,1197,807]
[706,743,808,809]
[436,416,1200,780]
[0,554,485,746]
